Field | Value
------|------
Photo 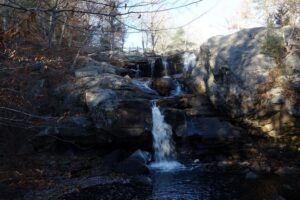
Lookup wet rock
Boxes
[78,73,154,142]
[80,74,153,100]
[183,117,242,140]
[24,175,131,200]
[217,160,235,168]
[116,151,150,175]
[132,175,152,186]
[275,166,298,176]
[132,79,159,96]
[250,161,262,172]
[90,99,152,139]
[128,149,151,164]
[151,78,177,96]
[282,184,293,192]
[239,161,250,167]
[57,115,93,136]
[245,171,258,180]
[75,60,126,78]
[151,57,165,78]
[85,88,118,110]
[0,51,7,61]
[102,149,130,169]
[127,54,147,63]
[104,150,151,175]
[32,114,116,149]
[37,115,92,138]
[32,61,45,71]
[53,70,156,146]
[274,195,286,200]
[53,83,85,113]
[78,73,133,90]
[163,108,187,136]
[156,95,189,109]
[75,66,99,78]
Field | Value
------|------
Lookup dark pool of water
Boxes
[60,160,299,200]
[148,163,238,200]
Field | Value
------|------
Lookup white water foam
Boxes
[171,81,182,96]
[162,57,169,77]
[150,160,185,172]
[149,58,156,78]
[135,64,141,78]
[132,80,157,95]
[150,102,184,171]
[182,52,196,72]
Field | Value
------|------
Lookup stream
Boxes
[136,54,239,199]
[148,162,238,200]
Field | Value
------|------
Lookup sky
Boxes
[124,0,264,48]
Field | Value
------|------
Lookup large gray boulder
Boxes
[52,82,85,113]
[184,117,242,140]
[190,27,300,143]
[75,59,127,78]
[115,149,151,175]
[79,73,134,90]
[85,88,118,110]
[163,108,187,136]
[42,59,156,147]
[78,73,154,142]
[89,98,152,138]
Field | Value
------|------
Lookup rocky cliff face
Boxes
[189,26,300,146]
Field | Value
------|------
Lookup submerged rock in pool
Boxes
[116,150,151,175]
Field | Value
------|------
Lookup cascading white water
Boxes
[149,58,156,78]
[152,102,175,161]
[162,57,169,77]
[171,81,182,96]
[132,80,158,95]
[182,52,197,72]
[150,102,184,171]
[135,64,141,78]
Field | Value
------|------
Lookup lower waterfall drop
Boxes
[150,101,184,171]
[162,57,169,77]
[149,58,155,78]
[135,64,141,78]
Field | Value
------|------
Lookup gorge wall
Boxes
[189,26,300,147]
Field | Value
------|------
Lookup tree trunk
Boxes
[142,32,145,53]
[2,11,8,32]
[39,12,47,39]
[59,14,67,46]
[151,32,155,53]
[68,32,73,47]
[2,0,10,32]
[48,11,57,48]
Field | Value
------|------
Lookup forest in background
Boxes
[0,0,299,53]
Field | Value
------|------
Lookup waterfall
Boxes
[171,81,182,96]
[150,102,184,171]
[149,58,156,78]
[162,57,169,77]
[135,64,141,78]
[151,102,175,161]
[182,52,196,72]
[132,80,158,95]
